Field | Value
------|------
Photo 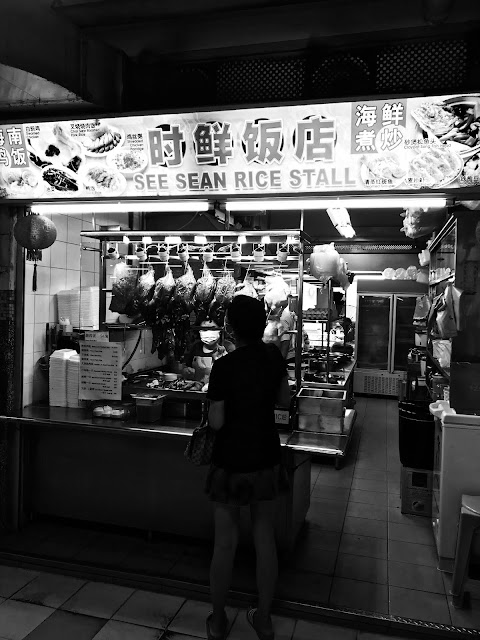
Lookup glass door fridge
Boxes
[356,295,392,370]
[356,294,416,373]
[354,293,417,396]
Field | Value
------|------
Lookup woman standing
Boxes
[205,296,291,640]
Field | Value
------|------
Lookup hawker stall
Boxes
[20,227,311,550]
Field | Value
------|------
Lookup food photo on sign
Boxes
[0,93,479,199]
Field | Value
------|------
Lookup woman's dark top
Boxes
[207,341,287,472]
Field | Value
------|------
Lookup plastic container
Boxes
[133,394,166,423]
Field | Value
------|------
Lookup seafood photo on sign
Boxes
[411,95,480,158]
[460,153,480,186]
[407,144,463,188]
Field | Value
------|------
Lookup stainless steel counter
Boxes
[18,405,292,446]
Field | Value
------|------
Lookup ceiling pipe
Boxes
[422,0,455,24]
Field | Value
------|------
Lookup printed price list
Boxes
[79,342,122,400]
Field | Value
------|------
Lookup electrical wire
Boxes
[122,331,143,370]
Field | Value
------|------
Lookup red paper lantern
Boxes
[14,212,57,291]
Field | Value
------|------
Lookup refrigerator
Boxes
[354,293,417,396]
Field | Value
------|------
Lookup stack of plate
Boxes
[49,349,77,407]
[57,287,99,329]
[66,353,81,408]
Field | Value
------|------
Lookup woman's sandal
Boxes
[246,608,275,640]
[206,611,228,640]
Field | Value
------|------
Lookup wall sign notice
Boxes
[2,93,480,200]
[79,341,122,401]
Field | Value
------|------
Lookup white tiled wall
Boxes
[23,213,99,407]
[22,213,162,407]
[124,330,164,374]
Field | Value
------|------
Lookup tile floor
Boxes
[1,397,480,632]
[0,563,421,640]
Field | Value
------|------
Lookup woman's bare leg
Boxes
[209,503,240,633]
[250,500,277,634]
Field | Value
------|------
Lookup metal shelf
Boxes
[286,409,356,461]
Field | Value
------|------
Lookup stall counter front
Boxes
[17,406,310,552]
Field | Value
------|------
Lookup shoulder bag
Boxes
[184,411,215,466]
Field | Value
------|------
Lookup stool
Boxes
[450,495,480,608]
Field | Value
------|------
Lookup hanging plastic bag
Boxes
[432,339,452,371]
[436,284,458,339]
[413,295,431,322]
[416,268,429,284]
[418,249,430,267]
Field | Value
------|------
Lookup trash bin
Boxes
[398,401,435,470]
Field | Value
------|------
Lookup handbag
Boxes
[184,413,215,466]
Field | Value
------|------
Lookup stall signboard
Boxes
[79,341,122,401]
[2,93,480,200]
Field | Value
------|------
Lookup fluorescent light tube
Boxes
[31,201,210,214]
[225,197,447,211]
[142,236,153,244]
[165,236,182,244]
[194,235,207,244]
[237,235,247,245]
[261,235,271,244]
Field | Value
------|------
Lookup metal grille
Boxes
[216,57,305,104]
[364,374,400,396]
[376,39,468,94]
[310,54,372,98]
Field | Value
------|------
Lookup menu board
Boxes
[1,93,480,199]
[79,341,122,401]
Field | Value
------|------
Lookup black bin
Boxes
[398,401,434,470]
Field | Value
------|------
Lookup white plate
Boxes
[106,148,148,174]
[80,124,125,157]
[81,165,127,196]
[40,165,82,194]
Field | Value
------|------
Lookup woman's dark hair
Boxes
[227,296,266,342]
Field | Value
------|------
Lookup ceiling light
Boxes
[225,197,447,211]
[194,235,207,244]
[237,235,247,245]
[122,235,131,244]
[31,201,210,215]
[165,236,182,244]
[261,235,271,244]
[142,236,153,244]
